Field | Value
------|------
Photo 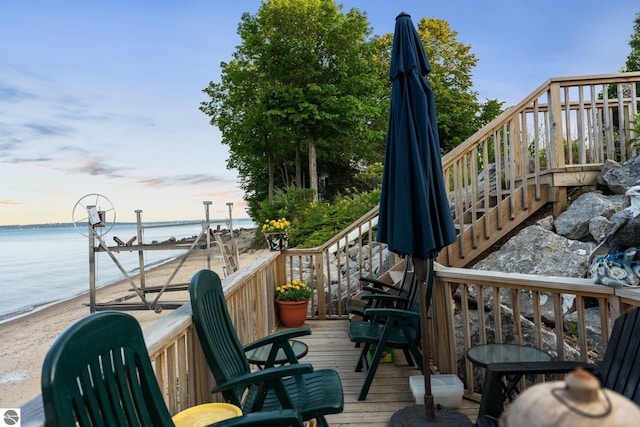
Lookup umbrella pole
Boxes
[414,257,435,421]
[391,257,471,425]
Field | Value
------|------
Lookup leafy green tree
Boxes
[604,12,640,148]
[371,18,502,154]
[202,0,385,210]
[288,189,381,247]
[477,99,504,126]
[417,18,503,152]
[624,12,640,72]
[203,5,502,229]
[200,43,289,210]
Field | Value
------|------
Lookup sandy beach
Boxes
[0,229,267,407]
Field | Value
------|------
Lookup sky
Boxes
[1,1,638,226]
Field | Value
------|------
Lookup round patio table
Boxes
[467,343,553,409]
[466,343,553,367]
[245,339,308,369]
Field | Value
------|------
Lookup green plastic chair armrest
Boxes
[363,307,420,319]
[211,363,314,394]
[243,327,311,351]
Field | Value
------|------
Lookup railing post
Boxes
[548,82,568,216]
[430,276,456,374]
[315,254,326,319]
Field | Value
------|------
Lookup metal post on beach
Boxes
[87,207,96,313]
[204,201,213,269]
[135,210,146,290]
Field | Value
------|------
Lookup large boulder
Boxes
[597,156,640,194]
[554,192,625,241]
[473,225,594,278]
[471,225,595,323]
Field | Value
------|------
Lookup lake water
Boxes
[0,218,255,321]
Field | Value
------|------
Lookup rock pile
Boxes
[459,155,640,389]
[474,156,640,280]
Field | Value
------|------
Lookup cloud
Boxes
[0,200,23,206]
[0,81,34,103]
[2,144,86,164]
[23,122,74,137]
[137,173,237,188]
[137,177,165,187]
[64,156,125,179]
[0,120,75,163]
[0,138,21,153]
[175,174,237,185]
[9,155,55,164]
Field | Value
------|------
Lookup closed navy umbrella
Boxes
[378,13,463,424]
[378,12,455,261]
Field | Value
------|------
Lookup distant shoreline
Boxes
[0,218,257,229]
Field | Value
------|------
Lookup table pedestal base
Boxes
[388,405,472,427]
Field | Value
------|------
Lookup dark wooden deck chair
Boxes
[189,269,344,427]
[347,257,415,320]
[348,259,430,400]
[476,306,640,427]
[41,311,305,427]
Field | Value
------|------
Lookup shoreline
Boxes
[0,229,266,407]
[0,227,257,325]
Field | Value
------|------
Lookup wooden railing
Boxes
[429,267,614,399]
[20,253,640,425]
[148,252,286,413]
[120,265,640,407]
[20,73,640,425]
[281,206,396,320]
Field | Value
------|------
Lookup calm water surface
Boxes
[0,219,255,321]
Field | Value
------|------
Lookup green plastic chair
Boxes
[347,258,414,320]
[41,311,304,427]
[189,269,344,427]
[348,258,432,400]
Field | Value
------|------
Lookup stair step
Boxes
[389,271,404,283]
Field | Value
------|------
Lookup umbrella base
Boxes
[388,405,473,427]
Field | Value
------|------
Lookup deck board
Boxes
[287,320,479,426]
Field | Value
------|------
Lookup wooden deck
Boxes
[293,320,479,426]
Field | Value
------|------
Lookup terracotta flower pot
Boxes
[276,300,309,328]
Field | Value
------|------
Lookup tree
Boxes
[624,12,640,72]
[371,18,502,154]
[605,12,639,143]
[417,18,503,152]
[203,6,501,221]
[201,56,288,209]
[202,0,385,208]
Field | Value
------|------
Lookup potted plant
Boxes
[261,217,290,251]
[275,279,312,327]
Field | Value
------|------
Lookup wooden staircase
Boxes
[430,73,640,267]
[437,183,550,267]
[352,73,640,269]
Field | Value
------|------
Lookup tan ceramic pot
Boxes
[500,369,640,427]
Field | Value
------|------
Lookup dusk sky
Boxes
[1,1,637,225]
